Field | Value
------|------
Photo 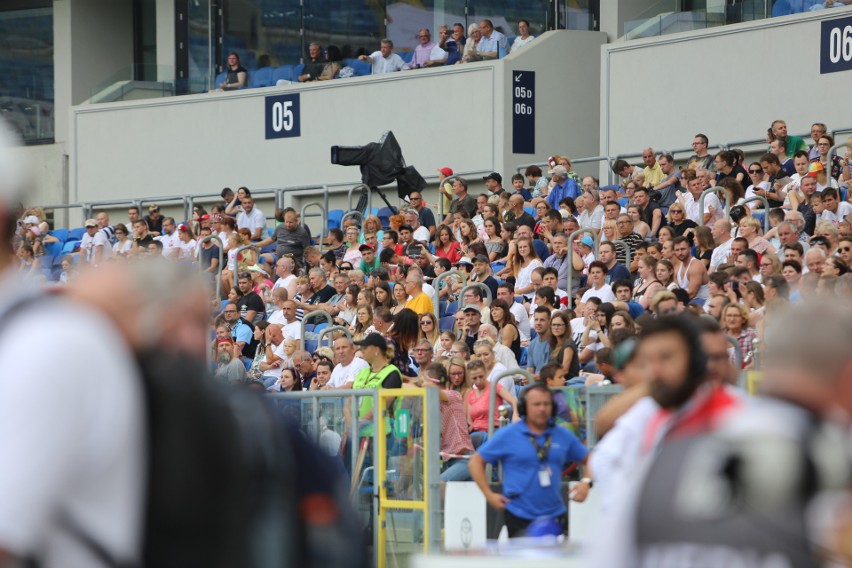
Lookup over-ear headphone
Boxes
[517,383,559,420]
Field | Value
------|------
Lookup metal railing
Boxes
[196,235,224,299]
[317,325,352,348]
[347,184,371,214]
[432,269,468,320]
[300,201,327,251]
[301,309,334,349]
[340,210,364,231]
[609,239,632,272]
[233,244,259,269]
[566,228,600,307]
[697,187,733,227]
[487,369,535,440]
[458,282,493,309]
[741,196,771,233]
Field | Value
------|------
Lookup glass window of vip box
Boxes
[0,4,54,144]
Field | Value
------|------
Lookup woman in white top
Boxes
[111,223,133,256]
[460,23,481,63]
[175,223,197,261]
[342,226,362,265]
[510,19,535,52]
[511,237,543,300]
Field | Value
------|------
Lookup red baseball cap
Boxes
[438,167,454,177]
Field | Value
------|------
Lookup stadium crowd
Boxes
[7,118,852,558]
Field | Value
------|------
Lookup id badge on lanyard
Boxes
[528,433,553,487]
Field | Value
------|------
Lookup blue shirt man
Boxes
[525,307,552,376]
[468,384,592,537]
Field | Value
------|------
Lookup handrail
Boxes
[196,235,224,299]
[437,175,463,220]
[432,269,468,320]
[138,195,191,224]
[340,210,363,231]
[458,282,492,309]
[234,244,259,270]
[300,309,334,350]
[741,196,771,233]
[697,187,732,227]
[566,228,600,307]
[347,184,371,213]
[300,201,327,252]
[487,368,535,440]
[318,325,353,348]
[725,334,743,370]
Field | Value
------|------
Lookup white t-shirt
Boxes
[260,341,288,382]
[509,302,531,342]
[281,320,301,341]
[824,201,852,223]
[510,35,535,52]
[486,362,514,393]
[236,208,266,235]
[80,231,113,264]
[709,237,733,271]
[112,240,133,256]
[157,231,181,257]
[412,226,430,243]
[175,239,197,261]
[0,290,144,567]
[328,357,369,388]
[582,285,616,304]
[683,191,723,227]
[368,51,405,74]
[272,274,295,294]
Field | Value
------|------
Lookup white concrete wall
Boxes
[69,31,605,209]
[600,8,852,180]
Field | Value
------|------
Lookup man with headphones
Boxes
[468,383,592,538]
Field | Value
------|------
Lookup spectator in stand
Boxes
[768,119,808,158]
[722,303,757,367]
[112,223,133,257]
[738,217,777,255]
[714,150,749,187]
[445,177,477,223]
[582,261,616,303]
[444,23,466,65]
[756,153,789,209]
[545,165,581,211]
[510,19,535,52]
[578,190,604,234]
[616,214,644,272]
[297,42,325,82]
[126,205,141,230]
[358,39,405,74]
[598,241,631,283]
[404,269,433,316]
[476,19,507,59]
[793,175,819,236]
[408,191,437,238]
[544,232,584,294]
[143,203,163,236]
[685,133,713,171]
[670,236,708,304]
[80,218,112,266]
[679,175,721,229]
[505,194,535,230]
[327,335,369,390]
[652,153,681,207]
[404,28,446,69]
[641,148,664,188]
[218,52,248,90]
[257,209,311,267]
[633,186,665,238]
[460,23,481,63]
[549,311,581,379]
[234,195,265,242]
[612,159,643,185]
[482,172,506,205]
[814,134,851,183]
[174,223,197,262]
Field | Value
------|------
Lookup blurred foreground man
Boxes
[0,123,146,566]
[594,306,852,567]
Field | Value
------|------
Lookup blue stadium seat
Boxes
[292,63,304,78]
[61,241,80,255]
[439,301,448,317]
[49,228,68,243]
[314,322,328,335]
[523,207,535,217]
[399,51,414,63]
[38,255,54,270]
[68,227,85,241]
[446,301,458,315]
[213,71,228,89]
[439,316,455,332]
[617,198,629,207]
[267,227,274,237]
[272,65,294,83]
[44,241,62,257]
[305,339,318,353]
[303,323,315,333]
[349,59,372,77]
[328,209,343,230]
[377,207,394,230]
[249,66,275,88]
[518,346,528,367]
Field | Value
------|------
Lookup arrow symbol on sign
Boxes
[515,73,522,82]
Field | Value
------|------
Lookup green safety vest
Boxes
[353,364,400,436]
